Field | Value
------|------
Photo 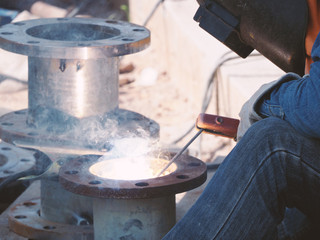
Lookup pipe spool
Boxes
[0,17,159,147]
[0,17,161,240]
[59,154,207,239]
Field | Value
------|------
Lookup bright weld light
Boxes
[89,157,177,180]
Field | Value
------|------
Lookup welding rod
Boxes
[157,129,204,177]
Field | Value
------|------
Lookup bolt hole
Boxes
[188,162,201,167]
[78,43,91,47]
[57,160,64,166]
[122,38,134,41]
[37,209,41,216]
[1,32,13,35]
[106,20,118,24]
[176,175,189,179]
[1,147,11,151]
[27,40,40,44]
[89,180,101,185]
[1,122,13,126]
[14,110,26,115]
[13,22,25,26]
[4,170,14,174]
[20,158,31,162]
[133,28,145,32]
[135,182,149,187]
[14,215,27,219]
[65,170,78,175]
[23,201,36,207]
[43,225,56,230]
[78,158,91,163]
[27,132,39,136]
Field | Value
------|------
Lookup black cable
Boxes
[143,0,165,26]
[171,51,242,145]
[170,52,262,168]
[0,150,51,191]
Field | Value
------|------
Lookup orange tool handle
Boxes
[196,113,240,139]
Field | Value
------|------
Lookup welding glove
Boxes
[236,73,300,141]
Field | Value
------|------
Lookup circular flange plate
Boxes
[0,140,35,180]
[59,154,207,199]
[0,109,159,151]
[0,18,150,59]
[8,199,93,240]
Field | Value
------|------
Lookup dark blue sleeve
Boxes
[257,33,320,139]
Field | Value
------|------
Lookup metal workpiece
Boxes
[0,18,150,59]
[0,17,150,125]
[59,153,206,239]
[0,140,35,181]
[28,56,119,120]
[8,199,94,240]
[0,17,160,240]
[93,196,176,240]
[59,154,207,199]
[40,178,93,225]
[0,109,159,149]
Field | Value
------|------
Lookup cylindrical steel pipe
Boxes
[93,196,175,240]
[41,178,93,225]
[0,18,150,127]
[28,56,119,124]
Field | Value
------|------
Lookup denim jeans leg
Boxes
[162,117,320,240]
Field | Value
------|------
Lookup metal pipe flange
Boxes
[0,18,150,59]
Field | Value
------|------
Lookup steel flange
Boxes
[0,18,150,59]
[59,153,207,199]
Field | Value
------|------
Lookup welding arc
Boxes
[157,129,204,177]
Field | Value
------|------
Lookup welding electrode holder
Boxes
[157,113,239,176]
[196,113,239,140]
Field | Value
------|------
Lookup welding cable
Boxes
[143,0,166,26]
[0,150,51,191]
[65,0,92,18]
[0,168,36,191]
[170,51,262,169]
[171,51,246,145]
[0,74,28,86]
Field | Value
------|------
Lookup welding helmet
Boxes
[194,0,309,76]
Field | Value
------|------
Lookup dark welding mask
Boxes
[194,0,309,75]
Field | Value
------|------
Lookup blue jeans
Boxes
[163,117,320,239]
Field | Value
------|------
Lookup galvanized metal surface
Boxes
[0,109,159,149]
[59,153,207,199]
[0,18,150,59]
[93,196,175,240]
[28,56,119,119]
[40,178,93,225]
[0,140,35,181]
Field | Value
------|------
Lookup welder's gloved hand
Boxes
[236,80,282,141]
[236,85,266,141]
[236,73,301,141]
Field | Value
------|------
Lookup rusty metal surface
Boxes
[8,199,93,240]
[0,18,150,59]
[59,153,207,199]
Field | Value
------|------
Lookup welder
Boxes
[163,0,320,239]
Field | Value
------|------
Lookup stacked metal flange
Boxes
[0,17,159,240]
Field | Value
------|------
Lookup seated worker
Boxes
[163,0,320,239]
